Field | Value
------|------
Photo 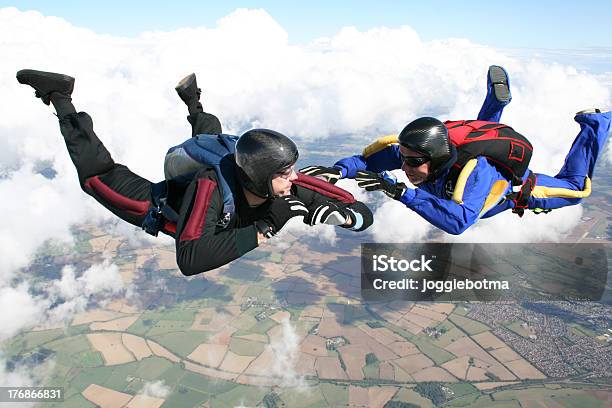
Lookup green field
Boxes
[73,350,104,368]
[453,305,471,317]
[341,304,373,325]
[145,319,194,336]
[411,338,455,365]
[448,394,520,407]
[431,321,466,348]
[447,382,479,399]
[158,363,187,389]
[363,362,380,379]
[127,308,196,336]
[69,366,115,394]
[150,330,211,358]
[242,284,276,300]
[280,387,327,408]
[134,357,175,381]
[228,337,266,356]
[4,328,64,354]
[392,387,434,407]
[319,383,349,407]
[248,318,279,334]
[230,313,259,331]
[101,361,142,391]
[45,335,95,367]
[162,387,209,408]
[179,371,237,395]
[209,384,268,408]
[448,314,490,335]
[383,321,456,365]
[494,386,609,407]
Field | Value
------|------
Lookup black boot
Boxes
[17,69,75,105]
[17,69,77,118]
[175,73,203,116]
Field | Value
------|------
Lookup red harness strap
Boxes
[163,222,177,235]
[294,173,356,204]
[179,179,217,242]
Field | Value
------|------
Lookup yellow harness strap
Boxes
[452,161,592,219]
[451,158,509,217]
[531,177,592,199]
[362,134,399,157]
[479,180,510,217]
[451,159,478,204]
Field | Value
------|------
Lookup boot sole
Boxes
[575,108,602,115]
[16,69,75,98]
[175,73,196,92]
[488,65,510,103]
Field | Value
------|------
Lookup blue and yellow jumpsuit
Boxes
[333,77,611,234]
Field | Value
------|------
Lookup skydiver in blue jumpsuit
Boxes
[301,66,611,235]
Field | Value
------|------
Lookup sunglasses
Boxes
[400,154,430,167]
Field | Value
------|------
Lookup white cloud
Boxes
[103,219,173,248]
[370,199,433,242]
[268,318,306,388]
[47,260,125,323]
[446,205,584,243]
[139,380,171,399]
[335,177,371,204]
[277,217,338,245]
[0,261,124,343]
[0,283,49,342]
[0,165,85,280]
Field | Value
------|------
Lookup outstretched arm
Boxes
[355,158,498,235]
[301,140,403,182]
[292,178,373,232]
[334,142,403,178]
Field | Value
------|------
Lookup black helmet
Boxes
[235,129,299,198]
[398,117,456,180]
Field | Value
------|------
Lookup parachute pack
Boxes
[165,133,240,220]
[444,120,535,215]
[141,133,240,236]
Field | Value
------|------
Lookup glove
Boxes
[299,165,342,184]
[341,201,374,232]
[304,202,348,226]
[355,171,407,200]
[256,195,308,238]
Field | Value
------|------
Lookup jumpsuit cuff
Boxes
[399,188,416,206]
[333,165,348,178]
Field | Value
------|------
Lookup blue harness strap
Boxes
[143,134,241,236]
[142,180,172,236]
[180,133,239,219]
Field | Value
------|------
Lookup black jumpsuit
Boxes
[55,109,372,275]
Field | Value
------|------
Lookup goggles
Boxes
[274,165,296,180]
[400,153,430,167]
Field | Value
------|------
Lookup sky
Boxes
[3,1,612,50]
[0,3,611,388]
